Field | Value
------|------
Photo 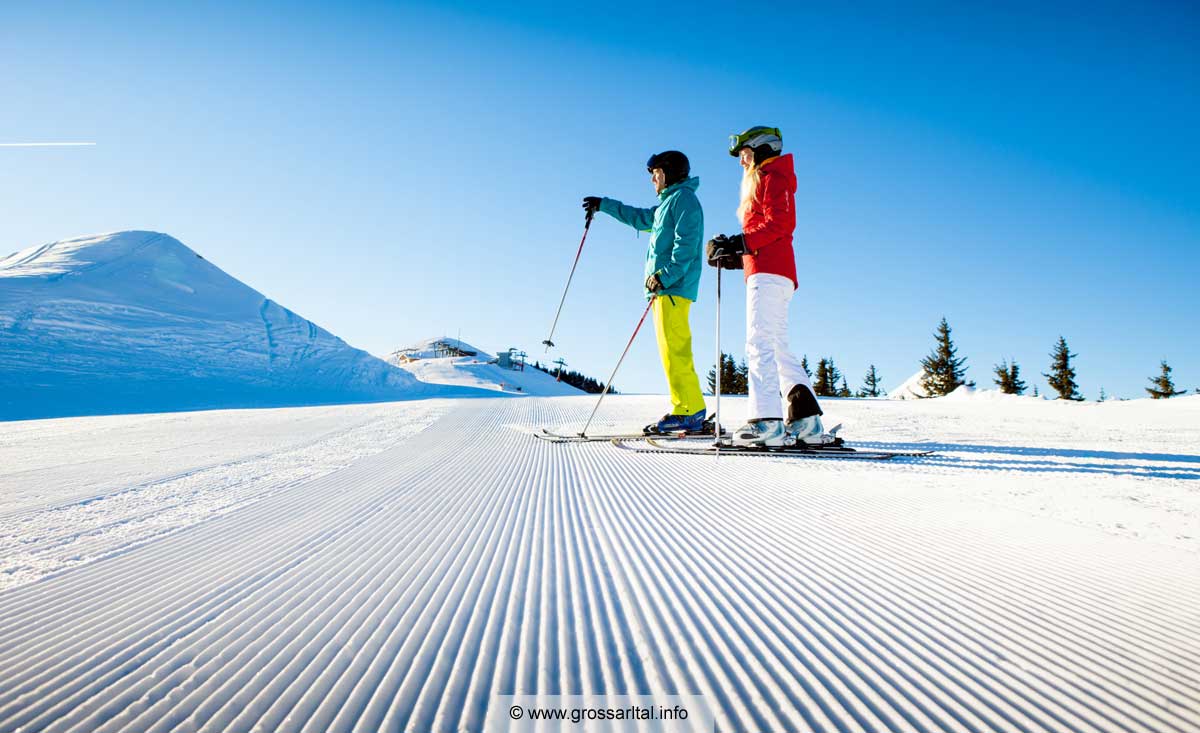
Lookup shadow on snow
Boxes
[854,441,1200,481]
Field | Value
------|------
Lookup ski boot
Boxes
[786,415,844,447]
[644,409,707,436]
[732,418,786,447]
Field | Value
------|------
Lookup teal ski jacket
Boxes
[598,177,704,301]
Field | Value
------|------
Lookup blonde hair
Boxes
[736,163,762,224]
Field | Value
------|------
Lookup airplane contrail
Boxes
[0,142,97,147]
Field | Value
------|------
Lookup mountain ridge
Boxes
[1,230,434,420]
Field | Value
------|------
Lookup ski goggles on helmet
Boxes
[729,126,782,156]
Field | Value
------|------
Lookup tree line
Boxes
[706,316,1194,400]
[706,354,884,398]
[917,317,1191,400]
[530,362,613,394]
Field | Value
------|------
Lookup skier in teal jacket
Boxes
[583,151,709,434]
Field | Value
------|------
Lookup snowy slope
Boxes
[0,231,428,420]
[888,369,928,399]
[1,394,1198,732]
[387,337,585,396]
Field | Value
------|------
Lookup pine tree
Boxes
[813,359,827,396]
[992,360,1009,392]
[919,317,969,396]
[706,352,748,395]
[706,354,727,394]
[1033,385,1039,398]
[860,365,883,398]
[813,359,831,397]
[838,378,853,398]
[1042,336,1082,401]
[1099,386,1107,402]
[992,359,1027,395]
[1146,360,1185,399]
[800,355,811,378]
[813,357,842,397]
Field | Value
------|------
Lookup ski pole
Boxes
[578,297,655,437]
[543,208,595,351]
[714,265,722,448]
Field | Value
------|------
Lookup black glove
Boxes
[582,196,602,214]
[645,273,664,293]
[716,253,744,270]
[706,234,746,269]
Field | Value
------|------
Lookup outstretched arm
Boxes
[599,198,657,232]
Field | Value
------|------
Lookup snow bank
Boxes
[891,376,1046,402]
[888,369,928,399]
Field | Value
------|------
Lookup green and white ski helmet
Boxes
[728,126,782,157]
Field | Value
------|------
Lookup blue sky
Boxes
[3,1,1197,400]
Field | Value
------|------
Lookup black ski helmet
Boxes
[646,150,690,187]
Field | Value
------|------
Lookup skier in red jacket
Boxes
[706,126,829,447]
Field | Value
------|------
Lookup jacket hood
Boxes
[659,176,700,200]
[760,154,796,189]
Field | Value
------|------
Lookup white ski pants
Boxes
[746,272,815,420]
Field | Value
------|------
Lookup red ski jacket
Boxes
[741,153,798,289]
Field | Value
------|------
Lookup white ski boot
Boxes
[787,415,844,446]
[786,415,831,445]
[732,418,786,447]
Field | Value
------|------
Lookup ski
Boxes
[536,428,657,443]
[536,425,723,443]
[615,437,935,460]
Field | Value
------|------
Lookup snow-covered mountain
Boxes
[0,231,426,420]
[386,337,585,396]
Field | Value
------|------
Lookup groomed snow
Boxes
[0,394,1197,732]
[0,400,453,591]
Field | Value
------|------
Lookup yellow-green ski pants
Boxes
[652,295,707,416]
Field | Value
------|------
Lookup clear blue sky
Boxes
[3,1,1197,400]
